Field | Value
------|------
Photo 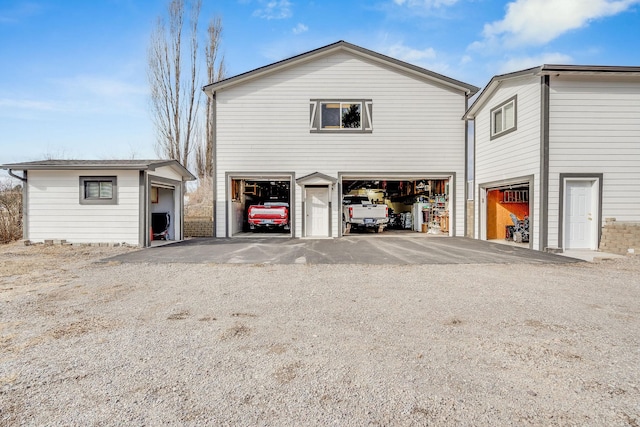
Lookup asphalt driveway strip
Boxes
[108,236,581,265]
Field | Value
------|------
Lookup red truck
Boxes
[248,202,290,231]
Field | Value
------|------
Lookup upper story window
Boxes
[310,99,373,133]
[79,176,117,205]
[490,95,517,139]
[321,102,361,129]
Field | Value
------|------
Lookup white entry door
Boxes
[565,180,596,249]
[305,187,329,237]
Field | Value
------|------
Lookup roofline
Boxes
[203,40,479,96]
[463,64,640,120]
[538,64,640,74]
[1,160,196,180]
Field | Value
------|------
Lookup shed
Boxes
[1,159,196,247]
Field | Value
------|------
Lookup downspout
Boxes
[139,171,147,247]
[463,93,470,238]
[180,176,187,241]
[8,169,28,240]
[8,169,26,182]
[540,75,550,251]
[211,90,217,238]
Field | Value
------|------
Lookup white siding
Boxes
[473,76,543,249]
[548,76,640,247]
[149,165,184,182]
[26,170,140,244]
[215,51,468,237]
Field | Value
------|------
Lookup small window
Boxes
[79,176,117,205]
[503,189,528,203]
[321,102,361,129]
[490,95,517,139]
[310,99,373,133]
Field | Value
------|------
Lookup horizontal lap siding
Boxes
[27,170,140,244]
[216,52,468,237]
[548,76,640,246]
[474,77,541,249]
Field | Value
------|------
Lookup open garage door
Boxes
[484,183,530,245]
[341,175,452,236]
[229,177,292,237]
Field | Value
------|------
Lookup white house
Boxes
[203,41,479,238]
[1,160,195,246]
[464,65,640,253]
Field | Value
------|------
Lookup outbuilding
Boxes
[203,41,479,238]
[1,159,195,247]
[464,65,640,254]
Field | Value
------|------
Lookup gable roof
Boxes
[464,64,640,120]
[203,40,479,96]
[296,172,337,185]
[1,159,196,180]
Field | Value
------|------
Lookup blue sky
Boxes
[1,0,639,172]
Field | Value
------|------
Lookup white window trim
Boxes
[309,99,373,133]
[490,95,517,140]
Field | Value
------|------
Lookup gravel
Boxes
[1,243,639,426]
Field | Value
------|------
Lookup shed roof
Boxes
[464,64,640,120]
[203,40,479,96]
[1,159,196,180]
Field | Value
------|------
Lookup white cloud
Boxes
[385,43,437,62]
[498,52,574,73]
[292,23,308,34]
[253,0,292,20]
[0,98,58,111]
[380,41,454,75]
[55,75,147,99]
[460,55,472,65]
[481,0,640,47]
[393,0,459,7]
[0,2,45,24]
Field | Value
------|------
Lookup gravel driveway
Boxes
[1,243,639,426]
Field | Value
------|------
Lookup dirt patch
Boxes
[1,242,639,425]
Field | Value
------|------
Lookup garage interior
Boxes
[342,178,451,235]
[230,178,291,235]
[150,185,176,241]
[486,185,530,244]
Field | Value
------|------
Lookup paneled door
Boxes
[565,180,596,249]
[305,187,329,237]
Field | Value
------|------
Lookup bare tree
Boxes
[148,0,202,168]
[195,17,225,179]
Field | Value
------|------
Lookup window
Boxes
[490,95,517,139]
[79,176,117,205]
[321,102,361,129]
[502,189,528,203]
[310,99,373,133]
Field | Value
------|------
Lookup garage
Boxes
[484,183,530,244]
[340,175,452,236]
[228,176,292,236]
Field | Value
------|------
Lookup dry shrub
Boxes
[0,179,22,244]
[185,177,213,219]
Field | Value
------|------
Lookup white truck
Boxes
[342,195,389,234]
